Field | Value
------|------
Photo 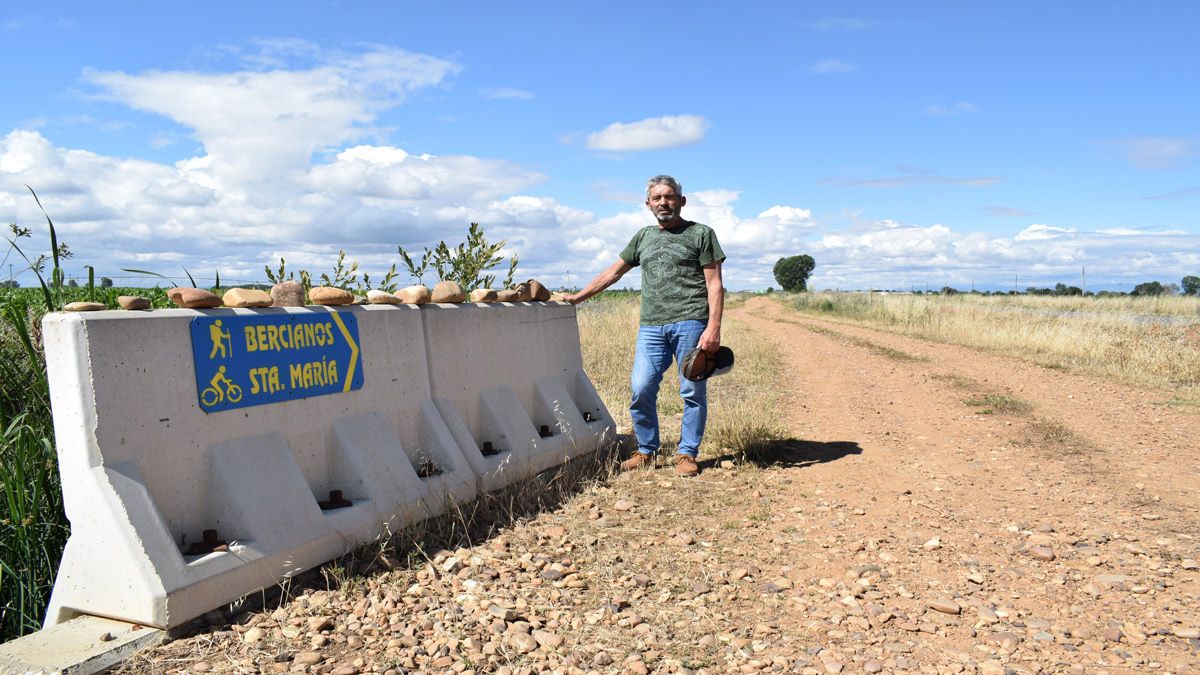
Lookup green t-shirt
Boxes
[619,220,726,326]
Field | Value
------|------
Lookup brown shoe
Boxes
[673,454,699,477]
[620,452,656,472]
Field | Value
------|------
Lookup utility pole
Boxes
[1081,266,1086,295]
[1014,274,1018,294]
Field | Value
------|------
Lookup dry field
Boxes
[121,295,1199,674]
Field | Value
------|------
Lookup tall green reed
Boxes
[0,187,71,642]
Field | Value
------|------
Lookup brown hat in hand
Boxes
[681,346,735,382]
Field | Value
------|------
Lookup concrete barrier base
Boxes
[0,616,165,675]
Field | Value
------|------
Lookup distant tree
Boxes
[99,277,113,288]
[66,279,78,288]
[772,254,815,292]
[1183,275,1200,296]
[1164,282,1181,296]
[1131,281,1164,296]
[764,287,774,294]
[0,279,18,289]
[940,286,960,295]
[1052,283,1083,296]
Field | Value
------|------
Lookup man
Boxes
[564,175,725,477]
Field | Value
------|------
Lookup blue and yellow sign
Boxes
[189,312,364,413]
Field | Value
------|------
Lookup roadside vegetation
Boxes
[788,291,1200,397]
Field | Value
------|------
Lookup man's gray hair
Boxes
[645,175,682,199]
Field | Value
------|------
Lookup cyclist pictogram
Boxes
[200,365,243,406]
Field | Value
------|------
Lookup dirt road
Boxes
[127,296,1199,674]
[725,296,1199,673]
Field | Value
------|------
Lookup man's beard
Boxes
[654,208,676,222]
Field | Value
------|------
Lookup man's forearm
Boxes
[706,283,724,332]
[566,260,632,304]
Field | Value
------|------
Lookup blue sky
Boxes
[1,2,1197,291]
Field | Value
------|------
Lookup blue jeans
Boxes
[630,319,708,458]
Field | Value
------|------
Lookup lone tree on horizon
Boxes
[773,254,816,292]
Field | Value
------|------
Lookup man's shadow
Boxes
[700,438,862,470]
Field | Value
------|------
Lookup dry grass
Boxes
[963,394,1033,415]
[789,292,1200,397]
[577,294,786,462]
[1025,418,1098,457]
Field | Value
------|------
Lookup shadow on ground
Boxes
[702,438,862,470]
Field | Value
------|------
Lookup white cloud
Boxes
[803,17,880,31]
[809,218,1197,291]
[585,114,710,151]
[1015,223,1075,241]
[810,59,857,75]
[480,87,534,100]
[1109,136,1197,170]
[820,168,1003,189]
[986,206,1035,217]
[83,45,461,194]
[925,101,980,116]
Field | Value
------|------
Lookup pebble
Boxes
[270,280,305,306]
[527,279,552,301]
[512,281,533,302]
[222,287,272,308]
[167,287,222,309]
[1174,626,1200,639]
[395,284,431,304]
[849,564,882,578]
[990,631,1021,651]
[928,598,961,615]
[863,660,884,673]
[1181,559,1199,570]
[293,651,324,665]
[117,295,150,310]
[923,538,942,550]
[1103,626,1124,642]
[496,289,520,302]
[242,626,265,643]
[308,286,354,306]
[614,499,636,511]
[366,289,401,304]
[532,629,563,649]
[469,288,498,302]
[430,280,465,303]
[192,663,212,673]
[1029,545,1056,561]
[63,301,106,312]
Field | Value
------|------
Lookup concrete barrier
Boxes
[39,301,610,631]
[424,302,616,492]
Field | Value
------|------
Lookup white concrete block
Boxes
[41,305,467,629]
[38,300,610,635]
[423,302,616,489]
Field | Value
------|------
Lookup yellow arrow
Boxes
[329,312,360,392]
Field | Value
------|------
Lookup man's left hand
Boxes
[698,327,721,354]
